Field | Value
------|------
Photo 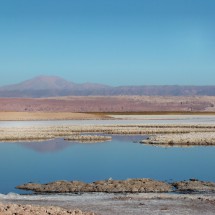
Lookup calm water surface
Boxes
[0,135,215,194]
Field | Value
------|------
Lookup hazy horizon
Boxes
[2,75,215,88]
[1,0,215,86]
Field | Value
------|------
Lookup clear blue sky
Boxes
[0,0,215,86]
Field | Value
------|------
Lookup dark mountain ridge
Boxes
[0,76,215,97]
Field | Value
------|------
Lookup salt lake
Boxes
[0,134,215,194]
[1,115,215,195]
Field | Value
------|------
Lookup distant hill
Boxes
[0,75,215,97]
[0,76,110,97]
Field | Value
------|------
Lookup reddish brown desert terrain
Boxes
[0,96,215,120]
[0,96,215,113]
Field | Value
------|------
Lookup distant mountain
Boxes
[0,76,111,97]
[0,75,215,97]
[0,76,74,91]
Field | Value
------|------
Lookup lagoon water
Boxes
[1,116,215,195]
[0,134,215,195]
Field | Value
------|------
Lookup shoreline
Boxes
[1,177,215,214]
[1,123,215,144]
[1,192,215,215]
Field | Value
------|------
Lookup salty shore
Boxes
[142,132,215,146]
[1,192,215,215]
[0,123,215,145]
[11,178,215,214]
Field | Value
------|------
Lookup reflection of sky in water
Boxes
[0,135,215,194]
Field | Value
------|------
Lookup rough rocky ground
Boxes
[16,179,215,194]
[0,203,95,215]
[1,193,215,215]
[16,179,172,193]
[172,179,215,193]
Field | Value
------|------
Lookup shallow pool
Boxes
[0,135,215,194]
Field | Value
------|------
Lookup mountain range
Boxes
[0,75,215,97]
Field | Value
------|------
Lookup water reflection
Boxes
[12,136,146,153]
[17,139,73,153]
[1,135,215,194]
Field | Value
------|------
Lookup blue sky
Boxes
[0,0,215,86]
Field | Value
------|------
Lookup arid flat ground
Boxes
[0,95,215,120]
[0,112,108,121]
[0,96,215,113]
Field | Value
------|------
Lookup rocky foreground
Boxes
[1,191,215,215]
[16,179,215,194]
[0,203,95,215]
